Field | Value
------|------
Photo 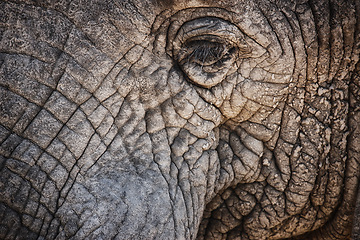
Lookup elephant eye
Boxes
[179,36,236,67]
[171,17,251,88]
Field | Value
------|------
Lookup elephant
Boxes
[0,0,360,239]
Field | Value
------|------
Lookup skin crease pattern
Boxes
[0,0,359,239]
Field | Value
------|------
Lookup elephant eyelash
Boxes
[189,41,225,62]
[183,40,231,66]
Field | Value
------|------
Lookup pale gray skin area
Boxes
[0,0,360,239]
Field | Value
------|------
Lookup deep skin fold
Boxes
[0,0,359,239]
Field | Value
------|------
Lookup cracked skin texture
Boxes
[0,0,360,239]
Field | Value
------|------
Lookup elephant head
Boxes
[1,0,359,239]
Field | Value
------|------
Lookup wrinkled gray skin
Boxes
[1,0,360,239]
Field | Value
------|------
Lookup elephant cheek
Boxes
[56,168,181,239]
